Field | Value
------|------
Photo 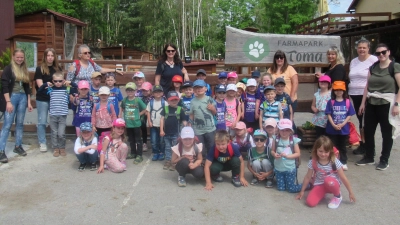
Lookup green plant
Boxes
[191,36,205,50]
[0,48,11,69]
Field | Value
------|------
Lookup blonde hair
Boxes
[111,127,126,142]
[261,72,272,82]
[327,46,345,66]
[79,132,95,145]
[311,136,336,164]
[215,130,230,143]
[11,49,30,83]
[52,72,64,80]
[41,48,61,75]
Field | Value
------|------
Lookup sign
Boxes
[225,26,341,65]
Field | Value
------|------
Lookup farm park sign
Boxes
[225,26,341,65]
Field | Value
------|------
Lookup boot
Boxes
[53,149,60,157]
[59,149,66,157]
[352,142,365,155]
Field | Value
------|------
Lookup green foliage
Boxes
[0,48,11,70]
[191,36,205,50]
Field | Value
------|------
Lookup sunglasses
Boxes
[374,50,387,56]
[254,138,266,142]
[166,50,176,53]
[275,56,285,60]
[53,80,64,83]
[126,89,136,92]
[82,52,91,55]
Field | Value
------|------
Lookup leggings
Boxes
[141,122,148,144]
[350,95,363,129]
[275,169,302,193]
[306,177,340,207]
[175,158,204,178]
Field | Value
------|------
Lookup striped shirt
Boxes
[308,158,342,185]
[49,87,69,116]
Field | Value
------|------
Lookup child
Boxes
[227,71,238,85]
[296,136,356,209]
[225,84,241,137]
[196,69,212,96]
[311,75,332,139]
[217,71,227,85]
[180,81,194,121]
[259,86,282,129]
[236,82,246,120]
[132,71,145,99]
[72,80,94,137]
[204,130,248,190]
[91,86,117,137]
[91,72,102,104]
[242,78,260,130]
[264,118,277,144]
[121,82,147,164]
[105,72,123,116]
[170,75,183,98]
[325,81,355,171]
[97,118,129,173]
[74,122,98,171]
[214,84,227,131]
[140,82,153,151]
[255,73,273,120]
[232,122,255,158]
[251,70,261,84]
[274,77,293,121]
[271,119,302,193]
[247,129,274,187]
[160,91,187,170]
[147,85,168,161]
[171,127,204,187]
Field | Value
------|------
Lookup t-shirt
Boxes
[348,55,378,96]
[224,98,239,127]
[67,61,102,85]
[215,101,227,131]
[325,99,356,135]
[121,97,147,128]
[171,143,203,163]
[160,106,187,135]
[206,143,241,162]
[34,66,58,102]
[243,92,260,122]
[275,92,292,120]
[155,60,184,96]
[108,87,123,116]
[311,90,331,128]
[135,89,143,99]
[308,158,342,186]
[74,136,98,155]
[72,96,94,127]
[268,65,298,101]
[48,86,69,116]
[90,85,100,104]
[189,96,216,135]
[260,100,282,122]
[367,62,400,105]
[146,98,169,127]
[274,137,301,172]
[91,102,117,128]
[181,94,194,121]
[248,146,274,167]
[324,64,347,84]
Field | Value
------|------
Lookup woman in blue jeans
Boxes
[34,48,62,152]
[0,49,33,163]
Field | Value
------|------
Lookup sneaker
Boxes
[356,157,375,166]
[231,175,241,187]
[328,196,342,209]
[376,161,389,170]
[134,155,143,164]
[13,146,27,156]
[163,160,171,170]
[143,143,148,152]
[39,143,47,152]
[250,178,259,185]
[78,163,86,172]
[90,163,97,171]
[151,153,159,161]
[265,179,273,188]
[158,153,165,161]
[59,149,66,157]
[0,151,8,163]
[342,164,348,171]
[178,176,186,187]
[127,153,136,159]
[169,163,176,171]
[211,174,224,182]
[352,144,365,155]
[53,149,60,157]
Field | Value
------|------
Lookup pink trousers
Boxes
[104,143,128,173]
[306,176,340,207]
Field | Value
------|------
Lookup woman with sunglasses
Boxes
[155,43,189,96]
[267,50,299,111]
[356,43,400,171]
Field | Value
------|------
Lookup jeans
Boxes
[164,134,178,161]
[209,156,241,177]
[127,127,143,156]
[196,130,216,158]
[175,158,204,178]
[49,115,67,149]
[0,93,27,150]
[36,100,49,144]
[76,151,98,164]
[275,169,302,193]
[150,127,164,154]
[328,134,348,164]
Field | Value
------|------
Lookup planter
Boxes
[297,127,317,146]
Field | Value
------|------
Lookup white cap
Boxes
[226,84,237,92]
[99,86,110,95]
[181,127,195,139]
[247,78,257,87]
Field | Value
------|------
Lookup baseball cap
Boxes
[332,81,346,91]
[319,75,331,84]
[253,129,267,138]
[277,119,293,131]
[172,75,183,83]
[264,118,277,128]
[251,70,261,78]
[105,72,116,78]
[226,84,237,92]
[125,82,137,90]
[227,71,238,79]
[167,91,180,101]
[236,82,246,91]
[247,78,257,87]
[91,72,102,79]
[234,121,246,130]
[152,85,163,92]
[80,122,93,132]
[215,84,226,93]
[263,85,276,93]
[99,86,110,95]
[141,82,153,91]
[193,79,207,87]
[240,77,248,84]
[181,127,195,139]
[132,71,145,79]
[218,71,227,79]
[113,118,126,127]
[274,77,286,86]
[196,69,207,76]
[182,81,193,88]
[78,80,90,89]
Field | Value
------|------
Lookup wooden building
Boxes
[101,47,154,61]
[0,0,14,55]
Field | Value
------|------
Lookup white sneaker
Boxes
[143,143,148,152]
[39,143,48,152]
[342,164,348,171]
[328,196,342,209]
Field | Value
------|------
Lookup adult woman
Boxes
[0,49,33,163]
[267,50,299,111]
[348,39,378,155]
[155,44,189,96]
[316,46,347,84]
[356,43,400,170]
[34,48,62,152]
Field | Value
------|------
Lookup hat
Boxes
[132,71,145,79]
[172,75,183,83]
[113,118,126,127]
[236,82,246,91]
[277,119,293,131]
[227,72,238,79]
[99,86,110,95]
[247,78,257,87]
[193,79,207,87]
[80,122,93,132]
[215,84,226,93]
[253,129,267,138]
[105,72,116,78]
[218,71,227,79]
[251,70,261,78]
[167,91,180,101]
[332,81,346,91]
[78,80,90,89]
[319,75,331,84]
[91,72,102,79]
[141,82,153,91]
[182,81,193,88]
[152,85,163,92]
[274,77,286,86]
[180,127,195,139]
[196,69,207,76]
[240,77,248,84]
[226,84,237,92]
[234,121,246,130]
[125,82,137,90]
[263,85,276,93]
[264,118,277,128]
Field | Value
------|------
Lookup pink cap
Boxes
[141,82,153,91]
[113,118,126,127]
[234,121,246,130]
[319,75,331,84]
[227,71,238,79]
[264,118,277,128]
[78,80,90,89]
[277,119,293,131]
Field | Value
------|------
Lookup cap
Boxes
[264,118,277,128]
[277,119,293,131]
[227,71,238,79]
[182,81,193,88]
[132,71,145,79]
[78,80,90,89]
[240,77,248,84]
[167,91,180,101]
[253,129,267,138]
[193,79,207,87]
[247,78,257,87]
[319,75,331,84]
[172,75,183,83]
[234,121,246,130]
[79,122,93,132]
[91,72,102,79]
[99,86,110,95]
[196,69,207,76]
[141,82,153,91]
[180,127,195,139]
[226,84,237,92]
[152,85,163,92]
[105,72,116,78]
[332,81,346,91]
[274,77,286,86]
[236,82,246,91]
[113,118,126,127]
[218,71,227,79]
[263,85,276,93]
[251,70,261,78]
[125,82,137,90]
[215,84,226,93]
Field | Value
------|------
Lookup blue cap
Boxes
[80,122,93,132]
[263,85,276,93]
[218,71,227,79]
[193,79,207,87]
[215,84,226,93]
[251,70,261,78]
[253,129,267,138]
[182,81,193,88]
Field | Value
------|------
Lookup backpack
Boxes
[235,134,251,153]
[95,101,112,114]
[330,99,350,112]
[275,135,300,168]
[97,131,111,152]
[164,106,182,120]
[149,98,165,122]
[214,143,234,159]
[369,61,398,93]
[248,145,270,162]
[74,59,96,78]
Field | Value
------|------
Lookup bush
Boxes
[0,48,11,69]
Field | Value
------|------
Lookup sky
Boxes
[329,0,353,14]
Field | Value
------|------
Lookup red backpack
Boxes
[214,142,234,159]
[97,131,111,152]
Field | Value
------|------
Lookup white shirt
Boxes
[74,137,98,154]
[348,55,378,95]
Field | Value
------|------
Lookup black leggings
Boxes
[350,95,363,129]
[127,127,143,156]
[175,158,204,178]
[141,122,148,144]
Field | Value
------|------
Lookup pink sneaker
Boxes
[328,196,342,209]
